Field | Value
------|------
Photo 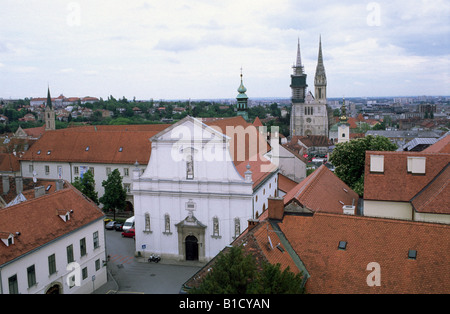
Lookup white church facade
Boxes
[132,116,278,263]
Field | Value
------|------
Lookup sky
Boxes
[0,0,449,100]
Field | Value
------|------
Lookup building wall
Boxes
[364,200,413,220]
[0,219,107,294]
[277,145,306,183]
[20,160,146,201]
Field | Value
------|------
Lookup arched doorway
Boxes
[185,235,199,261]
[46,283,61,294]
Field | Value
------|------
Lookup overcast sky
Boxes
[0,0,449,100]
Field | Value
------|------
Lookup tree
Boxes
[329,135,397,196]
[99,169,127,218]
[72,170,99,205]
[189,245,304,294]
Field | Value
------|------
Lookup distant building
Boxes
[290,37,328,138]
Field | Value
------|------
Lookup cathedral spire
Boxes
[314,35,327,103]
[46,86,53,110]
[293,38,305,75]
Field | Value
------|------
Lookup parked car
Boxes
[105,220,117,230]
[122,228,135,239]
[114,222,124,231]
[122,216,135,232]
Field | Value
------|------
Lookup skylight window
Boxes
[46,184,52,192]
[85,146,90,151]
[408,250,417,260]
[47,150,51,155]
[37,150,41,155]
[119,147,123,152]
[338,241,347,250]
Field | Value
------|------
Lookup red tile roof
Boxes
[283,165,359,214]
[0,153,20,173]
[364,151,450,203]
[277,173,298,193]
[278,212,450,294]
[0,182,104,266]
[423,133,450,153]
[235,154,277,189]
[410,164,450,214]
[19,127,166,165]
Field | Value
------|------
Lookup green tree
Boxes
[189,245,303,294]
[99,169,127,218]
[72,170,99,205]
[329,135,397,196]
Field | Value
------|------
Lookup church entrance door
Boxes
[185,236,199,261]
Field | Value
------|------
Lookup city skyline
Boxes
[0,0,449,100]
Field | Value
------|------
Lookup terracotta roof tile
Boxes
[411,164,450,214]
[279,213,450,294]
[0,183,104,266]
[283,165,359,214]
[277,173,298,193]
[364,151,450,202]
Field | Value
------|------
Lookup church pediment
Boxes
[150,116,229,144]
[175,214,207,229]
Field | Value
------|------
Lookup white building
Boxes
[0,180,107,294]
[132,116,278,263]
[18,125,169,209]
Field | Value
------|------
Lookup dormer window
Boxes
[0,232,15,247]
[56,209,72,222]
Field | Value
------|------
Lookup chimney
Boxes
[34,186,45,198]
[247,218,259,232]
[15,176,23,195]
[2,175,10,195]
[268,197,285,220]
[56,180,64,191]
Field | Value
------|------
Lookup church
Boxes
[132,75,279,263]
[290,37,329,138]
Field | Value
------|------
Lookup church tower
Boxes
[45,87,56,131]
[314,36,327,104]
[289,39,308,137]
[337,98,350,143]
[236,70,249,121]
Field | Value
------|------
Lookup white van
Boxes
[122,216,135,232]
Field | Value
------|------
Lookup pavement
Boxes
[93,230,203,294]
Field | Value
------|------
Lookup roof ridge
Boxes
[315,212,450,229]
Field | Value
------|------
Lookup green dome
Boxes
[237,74,248,97]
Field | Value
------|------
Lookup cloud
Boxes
[0,0,448,99]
